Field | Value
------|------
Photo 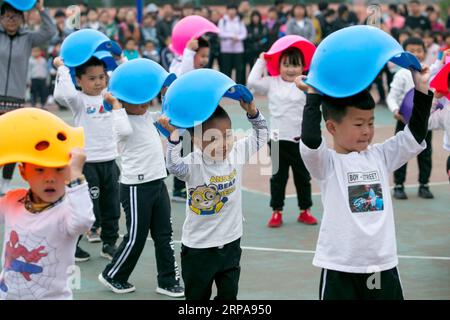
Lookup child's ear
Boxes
[75,76,81,88]
[325,120,337,136]
[18,163,28,182]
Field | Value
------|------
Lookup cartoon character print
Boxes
[188,184,228,215]
[0,231,47,293]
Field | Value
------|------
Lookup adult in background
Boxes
[218,4,247,85]
[265,6,282,49]
[405,0,431,31]
[156,3,177,50]
[286,4,315,43]
[0,0,56,195]
[245,10,268,71]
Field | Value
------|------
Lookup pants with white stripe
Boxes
[103,179,180,287]
[319,267,404,300]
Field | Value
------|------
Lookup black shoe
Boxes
[418,185,434,199]
[172,188,187,202]
[75,246,90,262]
[156,284,185,298]
[98,273,136,294]
[393,185,408,200]
[101,243,117,261]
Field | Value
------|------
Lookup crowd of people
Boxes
[5,0,449,109]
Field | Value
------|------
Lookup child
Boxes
[247,47,318,228]
[296,63,433,299]
[168,36,211,202]
[142,40,160,63]
[123,38,140,61]
[0,108,94,299]
[386,37,434,200]
[158,100,268,300]
[98,60,183,297]
[53,56,120,261]
[28,47,49,109]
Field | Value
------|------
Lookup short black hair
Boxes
[1,2,24,17]
[322,90,375,123]
[227,4,238,10]
[198,36,210,49]
[402,36,426,51]
[75,56,106,78]
[318,2,329,12]
[388,4,398,13]
[279,47,305,68]
[188,105,231,134]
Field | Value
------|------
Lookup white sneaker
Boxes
[86,228,101,243]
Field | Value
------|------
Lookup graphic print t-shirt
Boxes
[300,126,426,273]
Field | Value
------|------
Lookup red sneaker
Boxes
[268,211,283,228]
[297,209,318,225]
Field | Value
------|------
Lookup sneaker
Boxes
[297,209,318,225]
[86,227,101,243]
[156,284,185,298]
[418,184,434,199]
[268,210,283,228]
[172,188,187,202]
[98,273,136,294]
[393,185,408,200]
[101,243,117,261]
[75,246,90,262]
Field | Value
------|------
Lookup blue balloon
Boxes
[162,69,253,128]
[304,25,422,98]
[3,0,36,11]
[60,29,122,68]
[108,58,176,104]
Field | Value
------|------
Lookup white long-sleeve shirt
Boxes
[429,101,450,152]
[169,48,196,77]
[0,183,95,300]
[387,68,415,114]
[247,58,306,142]
[166,112,268,248]
[300,127,426,273]
[53,66,118,162]
[112,108,167,185]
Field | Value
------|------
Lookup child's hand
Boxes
[240,99,258,117]
[157,115,177,134]
[295,75,317,94]
[69,148,86,180]
[53,57,64,68]
[103,92,122,110]
[411,64,430,95]
[393,111,406,124]
[259,52,266,61]
[187,38,199,51]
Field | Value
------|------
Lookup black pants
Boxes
[219,53,246,85]
[319,267,404,300]
[30,78,48,107]
[83,160,120,245]
[181,238,242,300]
[269,140,312,211]
[393,121,432,185]
[103,179,180,287]
[2,163,15,180]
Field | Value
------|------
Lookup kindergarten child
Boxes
[169,36,211,202]
[247,47,318,227]
[158,100,268,300]
[387,37,434,200]
[296,62,433,299]
[98,59,183,297]
[53,56,120,261]
[0,108,94,299]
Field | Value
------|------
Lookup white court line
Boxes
[243,181,450,198]
[118,235,450,261]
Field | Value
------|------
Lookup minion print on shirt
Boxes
[188,170,237,215]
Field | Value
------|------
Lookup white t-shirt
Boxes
[300,126,426,273]
[429,100,450,152]
[169,48,195,77]
[247,58,306,142]
[0,183,95,300]
[166,113,268,248]
[112,108,167,185]
[54,66,118,162]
